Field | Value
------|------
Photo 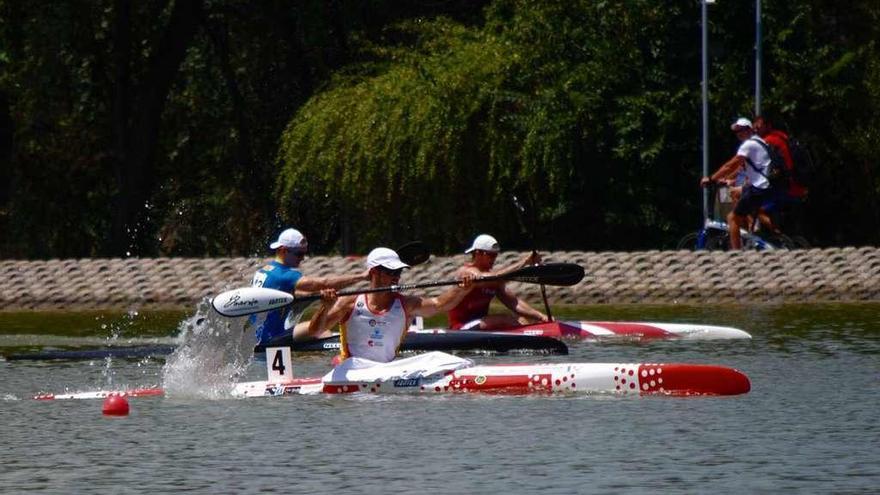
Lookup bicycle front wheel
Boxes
[676,232,700,250]
[677,230,728,251]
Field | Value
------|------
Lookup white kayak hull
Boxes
[34,361,750,400]
[34,388,164,401]
[425,321,751,340]
[231,352,750,398]
[34,352,750,400]
[562,321,751,340]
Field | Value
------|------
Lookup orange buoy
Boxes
[102,394,130,416]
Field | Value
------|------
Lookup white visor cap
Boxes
[366,247,410,270]
[269,228,307,250]
[465,234,501,254]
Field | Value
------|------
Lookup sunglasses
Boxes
[377,266,404,277]
[475,250,498,257]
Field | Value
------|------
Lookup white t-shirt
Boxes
[736,137,771,190]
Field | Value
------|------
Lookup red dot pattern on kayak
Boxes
[614,365,666,395]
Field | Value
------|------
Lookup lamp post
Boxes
[701,1,762,223]
[701,0,714,223]
[755,0,762,115]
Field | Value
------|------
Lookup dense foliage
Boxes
[1,0,878,258]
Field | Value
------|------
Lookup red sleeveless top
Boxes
[447,286,497,329]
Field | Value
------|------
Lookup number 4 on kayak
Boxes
[266,347,293,382]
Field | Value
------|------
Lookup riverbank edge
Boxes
[1,247,878,311]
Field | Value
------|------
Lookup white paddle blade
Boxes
[211,287,293,317]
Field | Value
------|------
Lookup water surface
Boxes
[1,303,878,494]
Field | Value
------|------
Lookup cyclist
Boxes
[752,115,807,236]
[700,118,773,250]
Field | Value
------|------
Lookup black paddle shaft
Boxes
[512,193,554,321]
[293,263,584,304]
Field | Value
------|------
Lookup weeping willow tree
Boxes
[3,0,879,258]
[277,0,880,253]
[276,0,694,253]
[277,20,504,252]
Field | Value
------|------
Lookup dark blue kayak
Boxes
[4,331,567,360]
[4,344,178,361]
[257,330,568,355]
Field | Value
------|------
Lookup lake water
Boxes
[1,303,878,494]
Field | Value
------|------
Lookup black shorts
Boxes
[733,185,773,217]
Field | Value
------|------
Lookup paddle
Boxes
[212,262,585,318]
[396,240,430,266]
[281,240,431,314]
[512,193,554,321]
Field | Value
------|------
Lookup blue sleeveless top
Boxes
[251,260,302,344]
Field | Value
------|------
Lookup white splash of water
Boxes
[161,299,260,399]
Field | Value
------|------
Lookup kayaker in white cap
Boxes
[251,228,368,345]
[447,234,547,330]
[308,247,474,363]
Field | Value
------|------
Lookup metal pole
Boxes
[701,0,709,223]
[755,0,762,115]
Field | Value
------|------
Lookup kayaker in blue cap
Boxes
[251,228,368,345]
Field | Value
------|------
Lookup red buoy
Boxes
[102,394,130,416]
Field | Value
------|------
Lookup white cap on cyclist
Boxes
[730,117,753,131]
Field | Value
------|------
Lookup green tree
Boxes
[277,1,704,252]
[0,0,488,258]
[2,0,878,259]
[278,0,880,252]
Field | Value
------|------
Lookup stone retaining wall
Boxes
[1,247,878,311]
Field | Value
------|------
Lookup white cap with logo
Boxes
[465,234,500,254]
[366,247,410,270]
[269,228,307,250]
[730,117,753,130]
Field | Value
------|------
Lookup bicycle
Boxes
[676,217,798,251]
[677,183,802,251]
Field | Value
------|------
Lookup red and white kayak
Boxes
[35,351,749,399]
[425,320,751,340]
[33,387,164,401]
[232,352,750,397]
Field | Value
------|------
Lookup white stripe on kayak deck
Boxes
[575,323,617,336]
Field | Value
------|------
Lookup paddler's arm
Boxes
[489,251,542,277]
[296,270,370,292]
[497,285,548,322]
[406,275,475,317]
[306,291,354,338]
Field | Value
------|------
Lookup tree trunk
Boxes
[206,16,271,254]
[109,0,204,256]
[0,91,12,209]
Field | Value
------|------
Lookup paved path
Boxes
[1,247,878,310]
